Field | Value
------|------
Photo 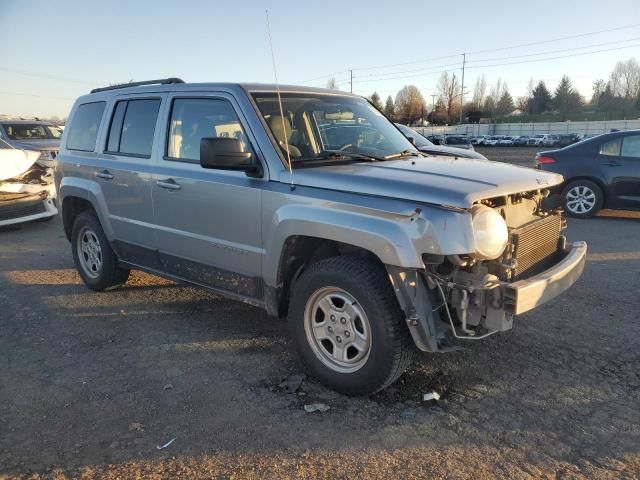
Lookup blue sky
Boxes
[1,0,639,118]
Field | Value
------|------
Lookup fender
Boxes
[58,176,115,240]
[262,202,475,287]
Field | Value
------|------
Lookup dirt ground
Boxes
[475,146,540,166]
[1,164,639,478]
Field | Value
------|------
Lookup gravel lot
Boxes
[1,154,639,478]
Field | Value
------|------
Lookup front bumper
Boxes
[503,241,587,315]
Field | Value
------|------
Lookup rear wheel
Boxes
[71,211,129,291]
[562,179,603,218]
[289,256,413,396]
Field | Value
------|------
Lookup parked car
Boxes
[556,134,581,147]
[514,136,530,146]
[56,78,586,395]
[441,135,474,150]
[498,136,515,146]
[484,135,502,146]
[0,139,58,227]
[541,135,560,147]
[527,134,551,146]
[0,118,62,167]
[536,129,640,218]
[395,124,487,160]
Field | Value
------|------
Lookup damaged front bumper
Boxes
[503,241,587,315]
[388,241,587,352]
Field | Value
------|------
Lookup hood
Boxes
[0,149,41,181]
[9,139,60,151]
[288,155,563,209]
[418,145,486,160]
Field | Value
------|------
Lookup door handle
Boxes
[156,178,182,190]
[95,170,114,180]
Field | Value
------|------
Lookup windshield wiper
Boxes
[383,149,425,160]
[309,150,385,162]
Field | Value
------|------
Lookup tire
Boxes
[71,211,130,291]
[562,179,604,219]
[288,255,414,396]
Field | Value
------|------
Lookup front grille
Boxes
[510,214,563,280]
[0,196,46,221]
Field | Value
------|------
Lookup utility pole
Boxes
[349,69,353,93]
[459,52,466,124]
[430,93,437,135]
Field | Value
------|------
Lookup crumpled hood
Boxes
[288,156,563,209]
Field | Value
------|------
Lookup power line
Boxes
[352,61,461,79]
[467,36,640,64]
[467,43,640,69]
[0,67,94,85]
[468,23,640,55]
[0,91,75,101]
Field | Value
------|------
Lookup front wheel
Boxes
[562,179,603,218]
[288,256,413,396]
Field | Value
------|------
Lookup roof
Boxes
[0,119,53,125]
[81,80,359,101]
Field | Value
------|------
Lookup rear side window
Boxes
[106,99,161,157]
[621,135,640,158]
[599,138,621,156]
[66,102,106,151]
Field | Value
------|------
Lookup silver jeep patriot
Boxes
[55,78,587,395]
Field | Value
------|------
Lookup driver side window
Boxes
[166,98,251,163]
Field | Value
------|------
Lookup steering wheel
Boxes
[338,143,354,151]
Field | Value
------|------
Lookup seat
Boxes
[268,115,302,158]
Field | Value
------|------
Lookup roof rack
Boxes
[90,77,185,94]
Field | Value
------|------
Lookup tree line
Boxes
[327,57,640,125]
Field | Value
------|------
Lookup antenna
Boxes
[265,10,294,190]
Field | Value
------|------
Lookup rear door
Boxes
[597,133,640,209]
[150,93,264,300]
[93,95,164,267]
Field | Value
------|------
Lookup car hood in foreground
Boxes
[288,155,563,209]
[8,139,60,151]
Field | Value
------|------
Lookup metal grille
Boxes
[511,214,563,280]
[0,197,46,221]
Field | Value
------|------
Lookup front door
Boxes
[151,94,264,300]
[597,134,640,210]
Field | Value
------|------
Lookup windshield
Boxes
[252,92,416,166]
[1,123,62,140]
[394,123,434,148]
[446,137,469,145]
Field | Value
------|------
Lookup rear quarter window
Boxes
[66,102,106,151]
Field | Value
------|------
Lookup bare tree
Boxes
[609,58,640,101]
[394,85,426,125]
[437,71,460,123]
[326,77,340,90]
[515,96,530,112]
[471,74,487,110]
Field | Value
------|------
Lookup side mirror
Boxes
[200,137,261,176]
[405,135,416,145]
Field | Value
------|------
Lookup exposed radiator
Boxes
[510,214,563,280]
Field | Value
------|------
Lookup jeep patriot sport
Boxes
[55,78,587,395]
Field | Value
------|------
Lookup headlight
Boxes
[471,205,509,260]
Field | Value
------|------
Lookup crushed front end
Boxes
[389,189,587,352]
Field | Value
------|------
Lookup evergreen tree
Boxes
[383,95,395,119]
[553,75,583,120]
[530,81,552,114]
[370,92,383,110]
[497,89,515,115]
